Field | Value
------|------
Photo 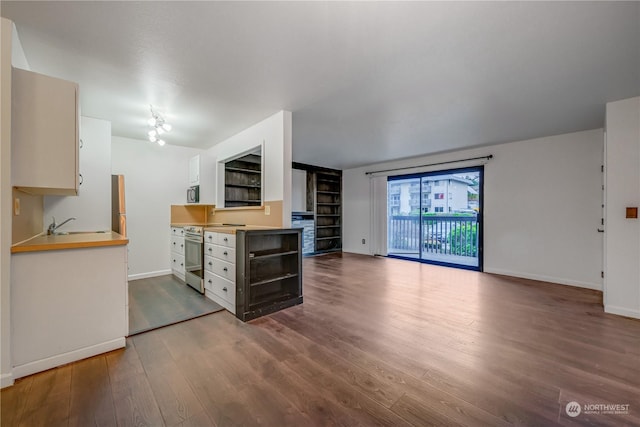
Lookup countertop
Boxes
[11,231,129,254]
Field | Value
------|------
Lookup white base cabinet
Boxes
[204,231,236,313]
[170,226,185,280]
[11,245,127,379]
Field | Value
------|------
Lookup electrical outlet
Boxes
[14,198,20,216]
[362,238,366,244]
[265,205,271,215]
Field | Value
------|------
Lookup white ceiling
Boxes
[2,2,639,169]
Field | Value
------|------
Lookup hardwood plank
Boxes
[17,365,71,427]
[68,356,116,427]
[0,376,33,427]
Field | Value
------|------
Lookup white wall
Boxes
[604,97,640,319]
[44,117,111,232]
[292,169,307,212]
[344,129,604,290]
[111,136,202,279]
[211,111,292,227]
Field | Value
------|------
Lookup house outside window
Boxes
[435,207,444,212]
[435,193,445,199]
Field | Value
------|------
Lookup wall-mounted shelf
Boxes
[225,153,262,208]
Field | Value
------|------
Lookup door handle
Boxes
[597,229,605,233]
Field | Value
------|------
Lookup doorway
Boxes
[386,166,483,270]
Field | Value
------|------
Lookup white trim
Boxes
[12,337,125,380]
[1,372,14,388]
[604,305,640,319]
[483,268,602,291]
[128,269,171,281]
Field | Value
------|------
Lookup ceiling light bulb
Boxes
[161,123,172,132]
[149,134,157,143]
[157,127,165,135]
[148,129,157,137]
[157,139,166,146]
[147,118,157,127]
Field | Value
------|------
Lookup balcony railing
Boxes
[388,215,479,258]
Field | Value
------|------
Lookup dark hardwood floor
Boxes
[129,274,224,335]
[2,253,639,426]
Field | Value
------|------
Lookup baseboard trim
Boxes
[1,372,14,388]
[604,305,640,319]
[483,268,602,291]
[12,337,126,380]
[128,269,171,281]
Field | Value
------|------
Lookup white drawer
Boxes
[171,253,185,273]
[171,227,185,237]
[204,243,215,258]
[212,258,235,281]
[204,255,215,273]
[217,232,236,248]
[205,272,236,305]
[204,232,215,245]
[170,236,185,255]
[211,245,235,263]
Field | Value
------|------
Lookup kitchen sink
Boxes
[54,230,108,236]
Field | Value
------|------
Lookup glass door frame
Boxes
[387,166,484,272]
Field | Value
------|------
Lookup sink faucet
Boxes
[47,216,76,235]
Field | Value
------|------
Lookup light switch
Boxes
[626,207,638,219]
[265,205,271,215]
[14,198,20,216]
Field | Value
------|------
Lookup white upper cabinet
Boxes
[12,67,79,195]
[189,154,200,186]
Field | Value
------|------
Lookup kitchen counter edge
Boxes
[11,232,129,254]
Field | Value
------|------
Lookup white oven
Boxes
[183,226,204,293]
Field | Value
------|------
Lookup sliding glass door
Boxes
[387,167,483,270]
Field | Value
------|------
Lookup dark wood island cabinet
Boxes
[236,228,303,321]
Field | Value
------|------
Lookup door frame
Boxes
[386,165,484,272]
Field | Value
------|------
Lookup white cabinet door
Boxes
[189,155,200,186]
[43,117,112,232]
[12,67,79,195]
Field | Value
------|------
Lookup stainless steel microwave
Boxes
[187,185,199,203]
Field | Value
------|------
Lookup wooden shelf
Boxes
[250,273,298,288]
[226,183,261,189]
[317,203,341,206]
[317,190,340,195]
[250,249,298,260]
[316,214,341,217]
[226,167,261,174]
[225,152,263,208]
[316,236,340,241]
[316,225,341,228]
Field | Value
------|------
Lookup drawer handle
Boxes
[208,261,212,266]
[223,251,228,256]
[208,235,212,240]
[223,237,228,242]
[180,244,184,248]
[208,279,212,284]
[208,247,212,252]
[181,230,184,234]
[223,267,228,272]
[180,263,183,267]
[223,287,227,292]
[173,242,176,245]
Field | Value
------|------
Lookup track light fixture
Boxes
[147,105,171,145]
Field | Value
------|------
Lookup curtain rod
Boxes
[365,155,493,175]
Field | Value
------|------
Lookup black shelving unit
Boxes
[225,153,262,207]
[313,171,342,253]
[236,228,303,321]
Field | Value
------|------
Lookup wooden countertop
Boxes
[11,231,129,254]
